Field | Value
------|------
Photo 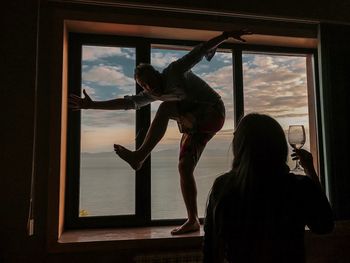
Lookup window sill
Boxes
[51,221,350,253]
[51,225,203,253]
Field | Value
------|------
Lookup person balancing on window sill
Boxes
[69,29,252,235]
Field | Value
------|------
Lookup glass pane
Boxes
[79,45,136,217]
[151,47,234,219]
[242,53,310,170]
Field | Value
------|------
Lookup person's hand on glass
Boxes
[291,148,321,185]
[288,125,306,173]
[291,149,314,171]
[223,29,253,42]
[69,89,92,111]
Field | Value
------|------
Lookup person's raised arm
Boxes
[202,29,252,55]
[69,89,135,111]
[172,29,252,73]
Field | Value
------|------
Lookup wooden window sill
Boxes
[50,225,203,253]
[51,221,350,253]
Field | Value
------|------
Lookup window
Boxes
[242,52,316,170]
[79,45,136,217]
[66,34,320,228]
[150,47,234,220]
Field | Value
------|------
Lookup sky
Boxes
[79,45,310,154]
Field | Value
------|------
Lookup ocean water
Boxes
[79,149,232,219]
[79,147,297,219]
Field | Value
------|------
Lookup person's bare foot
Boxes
[171,219,200,235]
[114,144,143,170]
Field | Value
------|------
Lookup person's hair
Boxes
[134,63,158,82]
[208,113,290,259]
[231,113,289,184]
[218,113,289,198]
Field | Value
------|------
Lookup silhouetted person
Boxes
[203,113,334,262]
[69,30,252,235]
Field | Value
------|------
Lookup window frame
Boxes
[66,32,322,229]
[66,33,154,228]
[237,46,322,181]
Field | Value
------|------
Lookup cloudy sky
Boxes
[80,45,310,154]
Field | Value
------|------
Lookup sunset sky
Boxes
[78,44,312,217]
[79,45,310,154]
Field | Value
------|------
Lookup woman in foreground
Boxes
[203,113,334,263]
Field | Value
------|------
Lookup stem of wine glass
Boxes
[291,145,302,171]
[294,159,301,170]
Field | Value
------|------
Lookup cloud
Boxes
[80,51,311,152]
[82,46,134,61]
[243,55,309,119]
[151,51,183,69]
[215,52,232,63]
[82,65,134,88]
[249,55,279,70]
[198,65,233,101]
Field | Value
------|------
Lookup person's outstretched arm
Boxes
[172,29,252,73]
[202,29,251,55]
[69,89,134,110]
[69,89,154,111]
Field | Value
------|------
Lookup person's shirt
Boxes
[203,172,334,263]
[124,43,222,110]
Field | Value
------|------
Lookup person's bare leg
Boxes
[114,101,179,170]
[171,153,200,235]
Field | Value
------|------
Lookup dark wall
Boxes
[66,0,350,24]
[2,0,350,262]
[318,24,350,219]
[1,0,42,262]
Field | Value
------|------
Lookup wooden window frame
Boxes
[66,32,322,229]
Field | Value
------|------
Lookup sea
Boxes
[79,148,233,219]
[79,147,297,219]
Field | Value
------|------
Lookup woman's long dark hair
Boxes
[230,113,289,190]
[209,113,290,260]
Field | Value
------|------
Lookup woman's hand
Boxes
[68,89,93,111]
[223,29,253,42]
[292,149,322,186]
[291,149,316,175]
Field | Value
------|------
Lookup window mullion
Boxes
[233,47,244,125]
[65,35,83,228]
[308,52,326,189]
[135,40,152,223]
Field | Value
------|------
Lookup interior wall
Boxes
[318,23,350,219]
[2,0,350,262]
[48,0,350,24]
[1,0,44,262]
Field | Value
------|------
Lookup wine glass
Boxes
[288,125,306,174]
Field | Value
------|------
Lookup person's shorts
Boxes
[176,99,225,134]
[175,99,225,162]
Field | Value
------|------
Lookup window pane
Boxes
[151,47,234,219]
[242,53,310,170]
[79,45,136,217]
